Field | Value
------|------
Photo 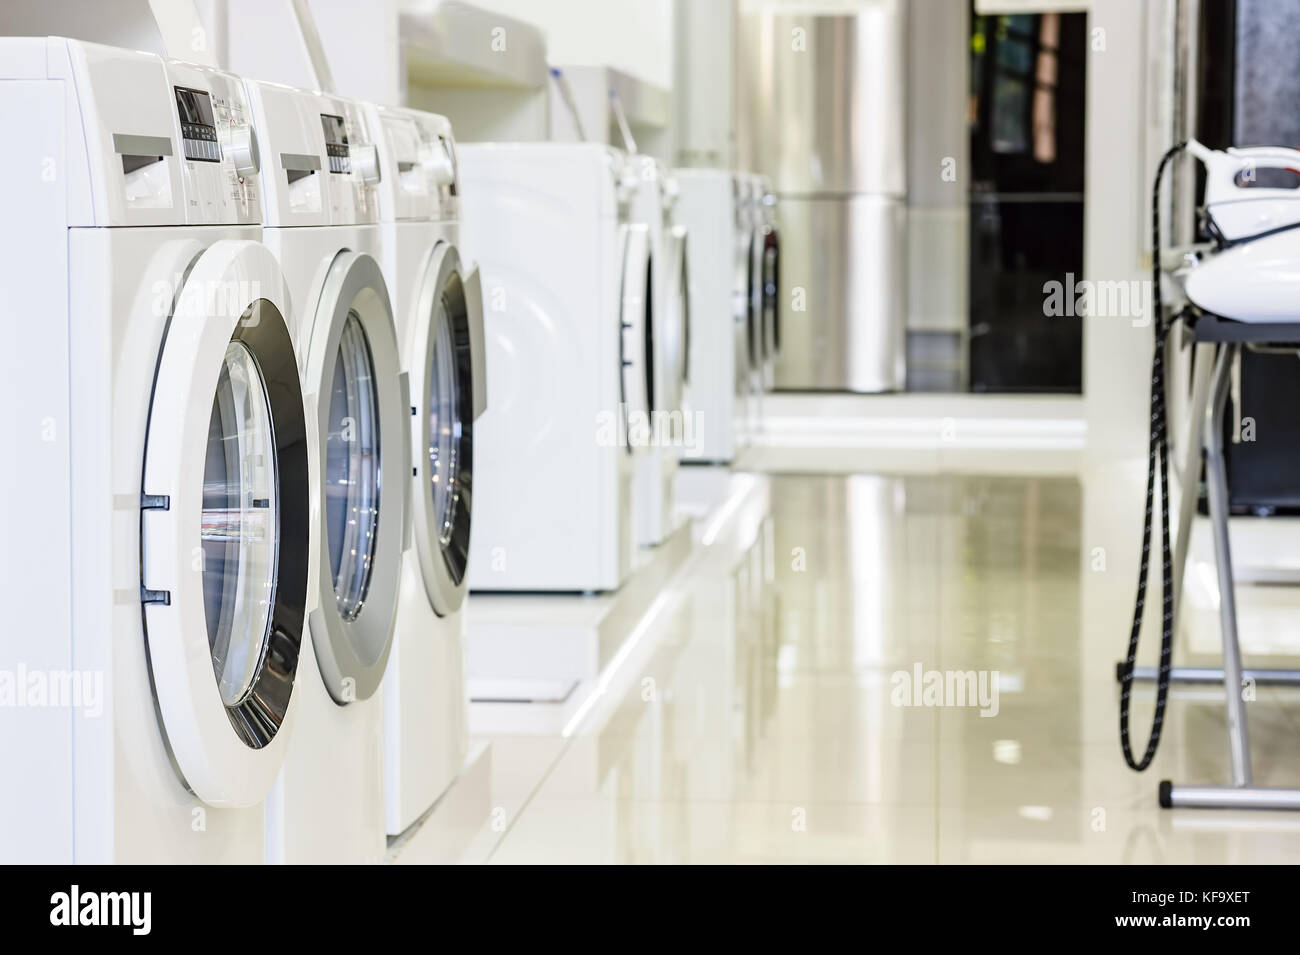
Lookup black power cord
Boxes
[1118,142,1187,771]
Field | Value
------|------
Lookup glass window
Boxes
[325,312,381,620]
[202,340,279,707]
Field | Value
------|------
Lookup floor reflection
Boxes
[450,468,1300,864]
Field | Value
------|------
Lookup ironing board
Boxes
[1124,311,1300,810]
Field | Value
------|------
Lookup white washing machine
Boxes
[366,102,487,834]
[673,169,751,465]
[243,80,408,864]
[629,154,689,546]
[758,178,781,393]
[460,143,648,592]
[0,38,310,863]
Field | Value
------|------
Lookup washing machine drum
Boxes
[410,242,482,618]
[304,251,407,705]
[140,240,310,807]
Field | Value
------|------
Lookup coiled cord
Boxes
[1118,142,1186,771]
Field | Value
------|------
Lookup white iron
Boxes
[1180,139,1300,322]
[1185,138,1300,241]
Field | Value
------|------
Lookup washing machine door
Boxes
[732,217,754,396]
[303,251,407,704]
[763,225,780,358]
[140,240,310,807]
[664,224,690,403]
[409,241,485,617]
[620,222,654,446]
[746,227,764,373]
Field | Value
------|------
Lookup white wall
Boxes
[1083,0,1157,462]
[673,0,733,167]
[469,0,674,88]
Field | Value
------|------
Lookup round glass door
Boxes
[428,291,461,547]
[677,238,690,387]
[201,340,280,708]
[303,250,404,702]
[747,233,762,368]
[142,241,310,797]
[763,228,780,356]
[324,313,382,620]
[618,224,653,451]
[413,247,478,614]
[642,256,656,413]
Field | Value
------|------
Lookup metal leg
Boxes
[1159,342,1300,809]
[1202,343,1252,787]
[1171,342,1215,620]
[1124,665,1300,686]
[1123,341,1300,695]
[1163,785,1300,811]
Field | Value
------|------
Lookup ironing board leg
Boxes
[1125,665,1300,686]
[1125,340,1300,689]
[1203,343,1252,787]
[1159,343,1295,809]
[1162,785,1300,810]
[1171,341,1215,623]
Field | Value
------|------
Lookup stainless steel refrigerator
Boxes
[735,0,907,392]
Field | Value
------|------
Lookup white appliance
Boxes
[1,38,310,862]
[243,79,408,863]
[366,102,488,834]
[460,143,648,592]
[673,169,751,465]
[629,155,689,546]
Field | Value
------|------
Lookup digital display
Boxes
[175,86,219,163]
[320,114,351,174]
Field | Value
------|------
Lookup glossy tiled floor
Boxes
[404,460,1300,864]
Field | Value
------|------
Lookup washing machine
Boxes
[629,155,689,546]
[460,143,648,592]
[243,79,408,863]
[0,38,309,863]
[366,102,487,834]
[759,179,781,392]
[673,169,751,465]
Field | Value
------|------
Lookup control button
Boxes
[420,139,456,186]
[223,123,259,176]
[350,143,381,184]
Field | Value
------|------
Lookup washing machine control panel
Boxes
[45,40,186,227]
[176,87,219,162]
[366,104,459,223]
[414,112,457,221]
[321,113,351,174]
[322,96,380,226]
[164,60,262,226]
[241,80,329,227]
[372,108,429,221]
